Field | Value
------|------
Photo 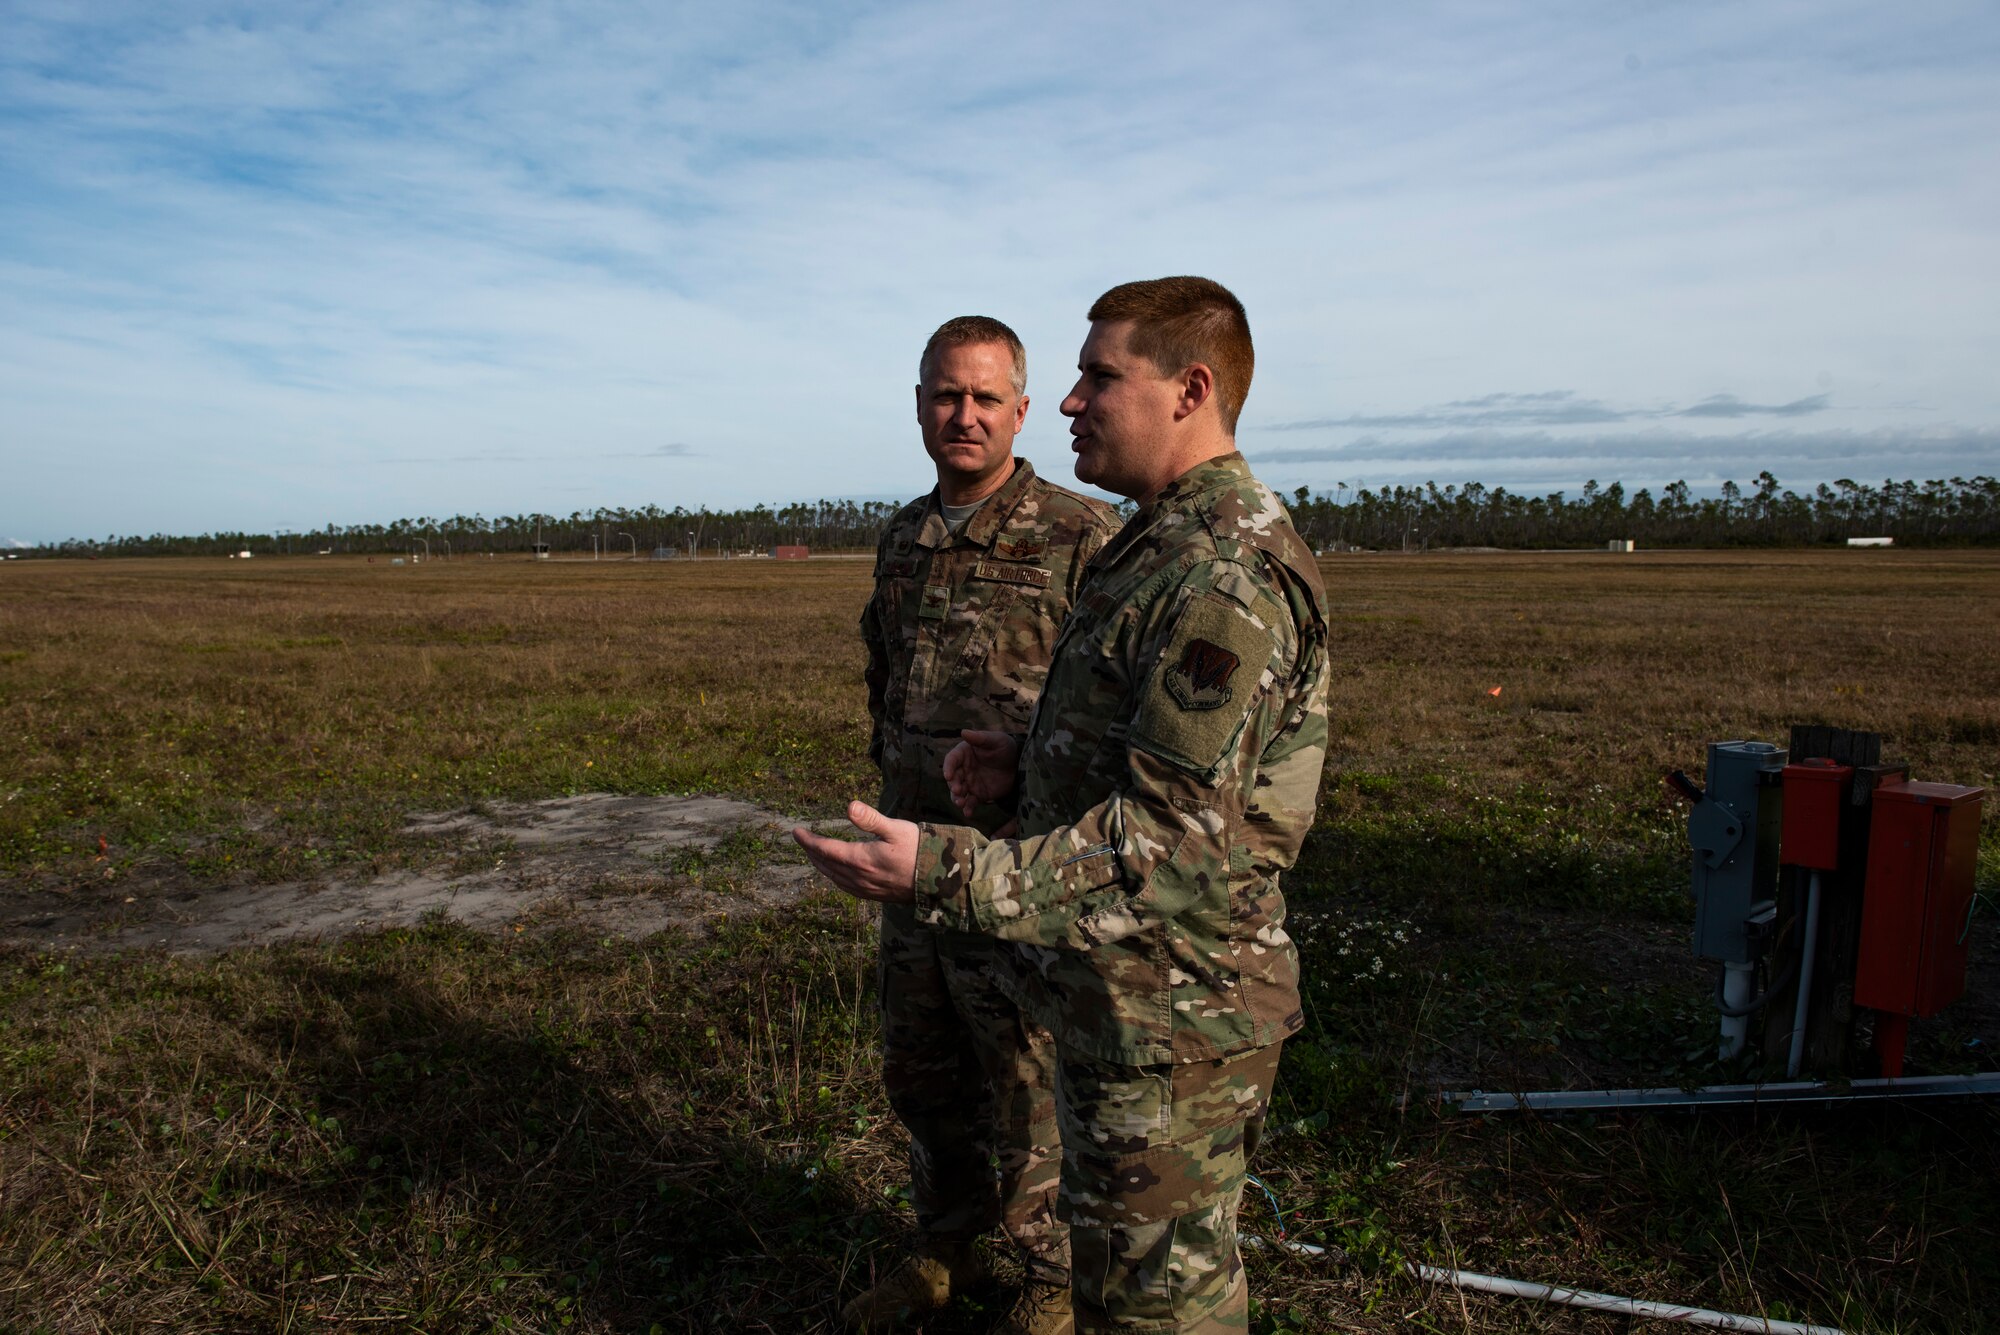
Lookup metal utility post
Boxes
[413,537,430,562]
[1677,740,1786,1060]
[1759,727,1896,1074]
[617,531,636,559]
[589,535,599,560]
[1776,757,1856,1078]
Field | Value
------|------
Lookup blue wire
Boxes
[1245,1173,1287,1240]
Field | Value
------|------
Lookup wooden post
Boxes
[1759,726,1902,1075]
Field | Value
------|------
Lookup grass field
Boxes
[3,550,1998,1332]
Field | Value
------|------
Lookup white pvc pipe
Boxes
[1719,960,1755,1059]
[1787,870,1823,1079]
[1409,1263,1843,1335]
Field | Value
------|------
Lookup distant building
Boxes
[1606,540,1635,553]
[1847,536,1894,547]
[771,545,810,560]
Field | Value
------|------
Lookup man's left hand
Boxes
[792,801,919,904]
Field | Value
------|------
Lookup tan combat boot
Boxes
[995,1276,1073,1335]
[841,1241,991,1330]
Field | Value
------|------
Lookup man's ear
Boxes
[914,383,924,422]
[1174,364,1215,422]
[1013,393,1030,433]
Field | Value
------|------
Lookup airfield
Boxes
[2,549,1996,1331]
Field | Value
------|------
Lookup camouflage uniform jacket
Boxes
[864,459,1118,827]
[912,453,1331,1065]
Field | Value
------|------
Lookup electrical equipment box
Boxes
[1780,758,1853,871]
[1689,741,1787,963]
[1853,781,1986,1018]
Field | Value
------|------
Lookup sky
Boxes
[3,1,1997,544]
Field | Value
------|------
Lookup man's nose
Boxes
[951,396,979,427]
[1060,389,1085,418]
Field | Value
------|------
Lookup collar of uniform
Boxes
[1140,451,1251,518]
[916,458,1037,550]
[1093,452,1249,568]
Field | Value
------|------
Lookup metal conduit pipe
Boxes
[1408,1263,1844,1335]
[1786,870,1824,1079]
[1446,1071,2000,1113]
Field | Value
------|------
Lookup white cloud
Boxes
[1244,425,2000,493]
[2,1,1996,540]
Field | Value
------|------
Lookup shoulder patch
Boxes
[1133,591,1274,778]
[1164,638,1239,710]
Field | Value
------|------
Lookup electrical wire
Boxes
[1713,956,1796,1018]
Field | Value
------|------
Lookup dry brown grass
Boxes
[0,556,881,886]
[1319,548,2000,794]
[2,548,1998,1333]
[4,548,1993,886]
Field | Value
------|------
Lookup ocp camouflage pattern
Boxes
[864,457,1119,825]
[1059,1044,1281,1329]
[862,457,1118,1278]
[911,453,1331,1067]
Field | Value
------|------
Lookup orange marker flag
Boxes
[1487,686,1503,697]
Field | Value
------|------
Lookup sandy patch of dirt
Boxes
[3,793,825,955]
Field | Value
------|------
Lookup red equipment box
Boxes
[1853,781,1985,1018]
[1780,758,1853,870]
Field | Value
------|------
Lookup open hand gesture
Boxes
[792,801,919,904]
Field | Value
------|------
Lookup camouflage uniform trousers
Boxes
[878,901,1068,1284]
[1056,1043,1283,1333]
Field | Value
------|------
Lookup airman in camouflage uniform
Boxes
[913,447,1325,1331]
[850,315,1118,1334]
[799,280,1329,1333]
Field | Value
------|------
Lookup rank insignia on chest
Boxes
[992,536,1048,562]
[1164,638,1239,710]
[919,584,951,620]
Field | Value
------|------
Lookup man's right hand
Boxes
[943,729,1020,819]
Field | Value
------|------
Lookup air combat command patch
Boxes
[1133,588,1274,778]
[1164,637,1239,710]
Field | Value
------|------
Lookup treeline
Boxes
[1284,472,2000,551]
[30,473,2000,558]
[35,501,907,560]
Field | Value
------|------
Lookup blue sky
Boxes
[3,1,1996,543]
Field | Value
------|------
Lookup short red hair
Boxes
[1088,277,1253,433]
